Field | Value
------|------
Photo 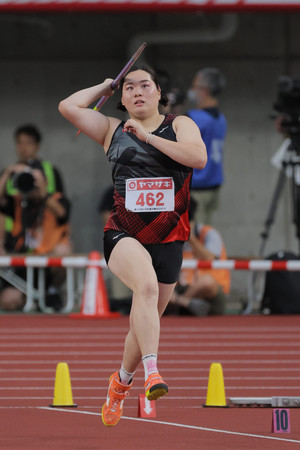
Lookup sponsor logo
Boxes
[159,126,169,133]
[112,233,124,240]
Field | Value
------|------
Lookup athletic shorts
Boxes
[103,230,184,284]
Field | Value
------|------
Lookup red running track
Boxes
[0,314,300,449]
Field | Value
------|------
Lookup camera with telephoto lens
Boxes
[12,170,36,194]
[273,76,300,150]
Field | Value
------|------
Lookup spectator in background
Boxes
[98,185,132,314]
[165,87,186,115]
[168,197,230,316]
[0,124,65,254]
[156,69,186,115]
[187,68,227,225]
[0,159,71,311]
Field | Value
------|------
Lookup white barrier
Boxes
[0,255,299,314]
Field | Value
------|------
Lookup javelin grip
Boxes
[94,42,147,111]
[76,42,147,135]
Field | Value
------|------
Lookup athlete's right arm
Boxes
[58,79,120,147]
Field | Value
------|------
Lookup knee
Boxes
[198,275,218,298]
[0,288,25,311]
[135,280,158,303]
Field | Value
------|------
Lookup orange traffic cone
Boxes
[70,251,120,319]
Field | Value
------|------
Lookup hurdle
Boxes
[0,256,300,313]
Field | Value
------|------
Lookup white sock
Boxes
[119,364,135,385]
[142,354,158,381]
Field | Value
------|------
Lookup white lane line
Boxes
[1,367,300,373]
[0,326,300,333]
[1,386,299,391]
[37,407,300,445]
[0,406,205,410]
[1,359,300,365]
[1,333,300,340]
[0,396,204,400]
[0,405,206,410]
[2,350,300,357]
[1,376,299,381]
[2,341,300,348]
[0,328,128,333]
[0,397,104,400]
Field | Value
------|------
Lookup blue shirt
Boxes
[187,108,227,189]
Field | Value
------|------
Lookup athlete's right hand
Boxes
[102,78,117,97]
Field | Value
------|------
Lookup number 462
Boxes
[136,192,164,207]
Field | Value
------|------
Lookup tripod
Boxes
[244,137,300,314]
[259,137,300,257]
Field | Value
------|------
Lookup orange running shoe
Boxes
[144,372,168,401]
[102,371,132,427]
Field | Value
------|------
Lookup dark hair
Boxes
[117,65,169,111]
[197,67,226,98]
[14,125,42,144]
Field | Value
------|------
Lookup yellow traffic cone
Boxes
[50,362,77,407]
[204,363,227,407]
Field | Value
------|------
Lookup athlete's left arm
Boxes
[158,116,207,169]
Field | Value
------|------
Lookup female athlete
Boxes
[59,66,207,427]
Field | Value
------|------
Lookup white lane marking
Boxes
[1,333,300,340]
[0,396,205,400]
[1,375,300,381]
[0,364,300,374]
[2,341,300,348]
[0,326,300,333]
[1,359,300,365]
[1,386,299,391]
[37,407,300,445]
[1,350,300,355]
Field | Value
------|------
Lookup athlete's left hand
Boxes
[123,119,148,142]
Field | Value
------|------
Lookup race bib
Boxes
[125,177,174,212]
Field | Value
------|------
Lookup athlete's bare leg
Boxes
[157,282,177,316]
[108,237,159,369]
[108,237,176,373]
[120,282,177,373]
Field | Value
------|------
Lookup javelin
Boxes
[76,42,147,136]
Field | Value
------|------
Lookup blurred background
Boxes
[1,1,300,303]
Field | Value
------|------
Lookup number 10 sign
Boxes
[272,409,291,433]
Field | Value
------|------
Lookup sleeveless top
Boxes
[104,114,193,244]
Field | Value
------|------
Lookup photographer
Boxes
[0,125,65,253]
[0,160,71,311]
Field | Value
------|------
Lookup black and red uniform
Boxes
[103,114,193,284]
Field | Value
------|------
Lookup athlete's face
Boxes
[15,133,40,163]
[121,70,161,117]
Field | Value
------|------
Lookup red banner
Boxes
[0,1,300,13]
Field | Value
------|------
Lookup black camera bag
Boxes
[261,251,300,314]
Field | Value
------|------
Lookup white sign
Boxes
[125,177,174,212]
